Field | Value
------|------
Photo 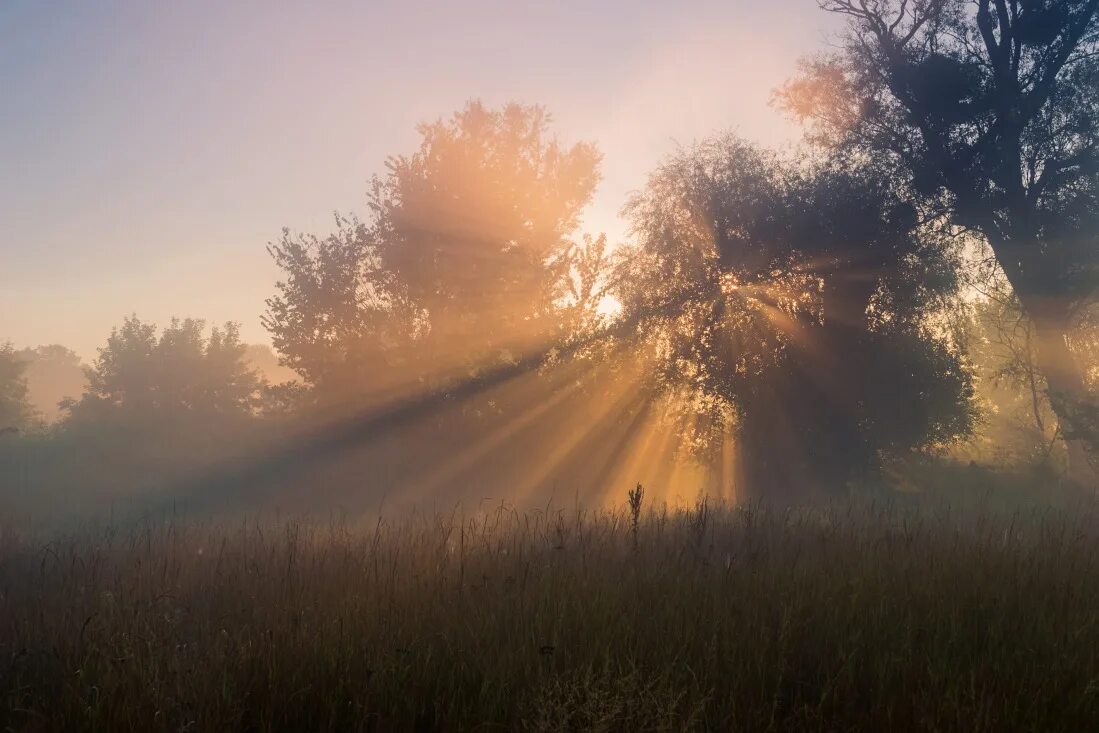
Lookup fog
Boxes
[1,2,1097,528]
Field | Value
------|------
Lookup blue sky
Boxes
[0,1,834,359]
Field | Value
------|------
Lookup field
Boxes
[5,495,1099,731]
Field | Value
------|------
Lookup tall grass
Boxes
[4,498,1099,731]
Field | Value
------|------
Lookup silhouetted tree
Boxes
[781,0,1099,477]
[0,342,36,432]
[263,214,413,402]
[264,102,604,405]
[254,102,620,503]
[65,316,261,423]
[255,380,311,419]
[615,136,975,498]
[372,101,601,376]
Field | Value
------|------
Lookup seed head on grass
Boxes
[628,483,644,546]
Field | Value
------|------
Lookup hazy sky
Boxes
[1,1,835,360]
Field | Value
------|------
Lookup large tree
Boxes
[373,101,601,374]
[265,102,603,403]
[780,0,1099,476]
[615,136,974,498]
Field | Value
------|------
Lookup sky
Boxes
[0,1,836,360]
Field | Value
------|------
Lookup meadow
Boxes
[4,491,1099,731]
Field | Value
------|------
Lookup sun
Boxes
[596,294,623,319]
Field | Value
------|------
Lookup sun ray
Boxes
[505,363,650,505]
[395,372,588,504]
[588,400,669,507]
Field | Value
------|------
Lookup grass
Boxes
[4,496,1099,731]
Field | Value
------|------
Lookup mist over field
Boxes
[2,1,1099,729]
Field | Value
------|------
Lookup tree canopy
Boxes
[614,136,975,496]
[780,0,1099,475]
[264,102,604,406]
[375,102,601,364]
[64,317,261,423]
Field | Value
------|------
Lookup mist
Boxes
[2,1,1099,729]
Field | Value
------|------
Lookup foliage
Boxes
[614,136,975,496]
[0,342,36,432]
[783,0,1099,307]
[784,0,1099,475]
[263,214,409,401]
[373,101,601,366]
[265,102,604,405]
[64,316,262,423]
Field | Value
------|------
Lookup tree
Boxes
[263,214,413,402]
[0,342,36,432]
[780,0,1099,478]
[614,136,975,499]
[65,316,261,422]
[372,101,601,375]
[264,102,604,404]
